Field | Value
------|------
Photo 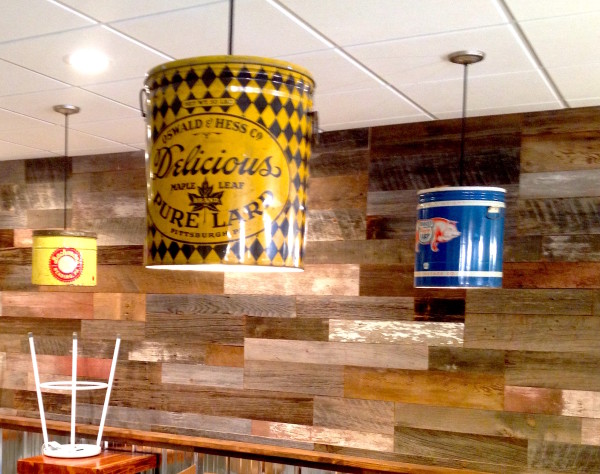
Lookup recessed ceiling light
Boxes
[66,48,110,74]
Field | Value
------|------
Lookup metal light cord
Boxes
[459,63,469,187]
[63,112,69,230]
[228,0,234,55]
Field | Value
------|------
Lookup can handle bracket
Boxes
[139,88,149,118]
[486,206,503,220]
[308,110,320,146]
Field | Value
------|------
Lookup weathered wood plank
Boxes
[506,351,600,391]
[0,316,81,337]
[464,314,600,352]
[522,106,600,135]
[309,149,370,178]
[503,235,543,262]
[521,131,600,173]
[127,341,207,363]
[313,396,394,435]
[26,209,69,229]
[81,320,146,341]
[428,347,505,374]
[225,265,359,296]
[314,128,369,153]
[252,421,394,452]
[245,316,328,341]
[582,418,600,446]
[13,229,32,248]
[93,293,146,321]
[306,209,366,241]
[0,230,13,247]
[295,295,415,320]
[244,360,344,397]
[1,291,94,318]
[520,170,600,199]
[245,338,428,370]
[528,440,600,473]
[97,245,143,265]
[305,239,414,265]
[344,367,504,410]
[0,247,31,265]
[542,234,600,262]
[466,289,593,315]
[394,402,581,443]
[414,289,465,322]
[71,168,146,193]
[505,385,600,418]
[367,190,416,216]
[147,294,295,318]
[25,157,70,184]
[366,215,416,239]
[72,190,145,219]
[73,217,146,246]
[518,197,600,235]
[205,343,244,368]
[328,320,464,346]
[145,313,243,345]
[359,264,414,297]
[72,151,145,174]
[308,174,368,210]
[503,262,600,289]
[0,159,25,184]
[162,363,243,389]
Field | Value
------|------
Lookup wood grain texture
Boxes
[252,420,394,453]
[328,320,463,346]
[205,343,244,368]
[305,209,366,241]
[520,169,600,199]
[520,131,600,172]
[521,106,600,135]
[97,245,143,265]
[0,229,13,247]
[344,367,504,410]
[359,264,414,297]
[313,127,369,153]
[504,385,600,418]
[517,197,600,235]
[313,396,394,435]
[503,262,600,288]
[307,173,368,210]
[245,316,329,341]
[162,363,243,389]
[466,289,593,315]
[93,293,146,321]
[17,451,157,474]
[305,239,413,264]
[127,341,207,363]
[244,360,343,397]
[72,151,144,174]
[428,347,505,374]
[295,295,415,320]
[1,292,93,318]
[145,313,243,344]
[394,402,581,443]
[245,338,428,370]
[464,313,600,352]
[542,234,600,262]
[309,149,370,178]
[527,440,600,473]
[225,264,359,296]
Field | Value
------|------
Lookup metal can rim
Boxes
[145,55,315,88]
[33,230,97,239]
[417,186,506,195]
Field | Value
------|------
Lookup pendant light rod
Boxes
[448,50,484,187]
[228,0,234,55]
[53,104,80,231]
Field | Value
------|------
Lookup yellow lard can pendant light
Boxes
[31,105,97,286]
[140,56,316,272]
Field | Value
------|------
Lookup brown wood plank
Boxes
[394,402,581,444]
[73,217,146,246]
[205,344,244,367]
[503,262,600,288]
[245,316,329,341]
[26,209,69,228]
[72,151,145,174]
[71,168,146,193]
[313,396,394,435]
[428,347,505,374]
[367,189,417,216]
[0,229,14,247]
[542,234,600,262]
[522,106,600,135]
[0,247,31,265]
[81,320,146,341]
[145,313,243,344]
[527,440,600,473]
[314,128,369,153]
[25,157,70,183]
[309,149,370,178]
[414,289,465,322]
[245,338,428,370]
[505,385,600,418]
[97,245,144,265]
[308,173,368,210]
[147,294,294,318]
[162,363,244,389]
[359,264,414,297]
[394,426,528,467]
[506,351,600,391]
[344,367,504,410]
[244,360,344,397]
[127,341,207,363]
[296,295,415,320]
[17,451,157,474]
[464,314,600,352]
[0,159,25,184]
[521,131,600,173]
[366,215,416,239]
[0,316,81,337]
[520,169,600,199]
[93,293,146,321]
[252,420,394,453]
[466,289,594,315]
[13,229,32,247]
[503,234,543,262]
[72,190,145,219]
[1,291,94,318]
[225,264,359,296]
[517,197,600,235]
[305,239,414,265]
[306,209,366,241]
[328,320,464,346]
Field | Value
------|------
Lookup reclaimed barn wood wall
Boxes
[1,106,599,473]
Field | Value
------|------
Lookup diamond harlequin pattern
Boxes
[144,58,314,268]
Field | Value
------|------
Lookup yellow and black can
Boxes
[141,56,315,271]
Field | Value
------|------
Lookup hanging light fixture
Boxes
[140,0,316,272]
[31,105,97,286]
[414,50,506,288]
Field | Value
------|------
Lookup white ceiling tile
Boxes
[233,0,329,57]
[0,140,52,160]
[279,0,506,46]
[112,3,230,58]
[0,88,138,125]
[0,26,169,87]
[519,12,600,68]
[71,117,146,146]
[402,70,561,118]
[58,0,219,22]
[83,78,145,109]
[548,64,600,104]
[348,25,536,87]
[0,109,51,132]
[0,0,94,43]
[0,61,69,96]
[315,86,428,131]
[281,50,380,94]
[504,0,600,20]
